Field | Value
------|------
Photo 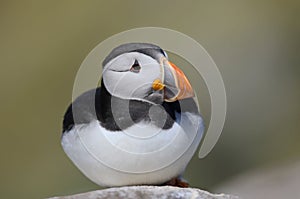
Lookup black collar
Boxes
[63,81,198,133]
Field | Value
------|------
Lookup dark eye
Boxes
[130,60,141,73]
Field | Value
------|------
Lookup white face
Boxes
[102,52,164,103]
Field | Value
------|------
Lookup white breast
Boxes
[61,112,204,187]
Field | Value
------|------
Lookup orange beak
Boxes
[152,58,194,102]
[166,61,194,101]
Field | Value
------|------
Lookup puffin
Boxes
[61,43,204,188]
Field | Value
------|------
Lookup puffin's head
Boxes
[102,43,194,104]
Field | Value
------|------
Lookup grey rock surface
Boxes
[50,186,237,199]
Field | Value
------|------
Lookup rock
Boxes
[50,186,237,199]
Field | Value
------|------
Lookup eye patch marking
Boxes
[110,68,130,72]
[130,60,141,73]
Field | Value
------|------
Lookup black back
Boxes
[62,82,198,133]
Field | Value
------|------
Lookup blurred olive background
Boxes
[0,1,299,198]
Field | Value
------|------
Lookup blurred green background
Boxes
[0,1,299,198]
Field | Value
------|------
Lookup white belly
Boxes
[61,112,204,187]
